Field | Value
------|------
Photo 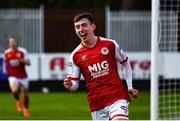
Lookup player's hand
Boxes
[19,59,31,65]
[3,69,8,75]
[128,88,139,99]
[19,58,26,64]
[63,78,72,90]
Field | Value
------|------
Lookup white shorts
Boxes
[91,99,129,120]
[9,77,29,90]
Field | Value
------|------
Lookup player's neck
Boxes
[82,36,97,48]
[10,46,18,51]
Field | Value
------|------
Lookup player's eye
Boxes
[82,23,87,27]
[75,25,80,29]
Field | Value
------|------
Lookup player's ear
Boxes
[91,23,96,31]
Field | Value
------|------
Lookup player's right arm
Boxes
[3,53,8,74]
[63,55,81,91]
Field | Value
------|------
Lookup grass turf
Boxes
[0,91,150,120]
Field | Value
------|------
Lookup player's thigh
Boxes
[19,78,29,92]
[9,77,20,93]
[91,108,109,120]
[109,99,129,120]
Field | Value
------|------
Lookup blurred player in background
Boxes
[64,13,139,120]
[3,37,31,117]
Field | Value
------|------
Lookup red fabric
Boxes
[68,77,80,81]
[4,48,27,79]
[110,114,128,120]
[72,37,130,112]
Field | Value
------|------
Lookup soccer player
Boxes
[64,12,139,120]
[3,37,31,117]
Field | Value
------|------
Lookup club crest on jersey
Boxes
[7,54,11,58]
[17,53,21,58]
[101,47,109,55]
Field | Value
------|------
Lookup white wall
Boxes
[1,52,180,81]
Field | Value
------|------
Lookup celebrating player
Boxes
[64,12,139,120]
[3,37,31,117]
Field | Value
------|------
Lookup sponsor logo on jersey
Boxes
[81,55,87,61]
[88,60,109,78]
[9,59,20,66]
[101,47,109,55]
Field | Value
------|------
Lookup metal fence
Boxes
[106,7,151,52]
[0,7,44,53]
[0,8,155,53]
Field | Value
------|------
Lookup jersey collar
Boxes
[81,36,100,49]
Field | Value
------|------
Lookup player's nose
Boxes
[79,25,85,32]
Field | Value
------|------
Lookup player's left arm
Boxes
[19,48,31,66]
[114,41,139,98]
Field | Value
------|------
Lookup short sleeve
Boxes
[23,49,29,60]
[19,47,29,60]
[113,41,128,64]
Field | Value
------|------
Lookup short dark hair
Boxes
[73,12,95,23]
[8,36,19,44]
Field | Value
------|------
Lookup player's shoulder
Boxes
[18,47,28,54]
[71,44,83,56]
[70,44,83,62]
[4,48,12,54]
[99,37,119,47]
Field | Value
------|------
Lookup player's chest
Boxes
[6,51,24,60]
[77,46,114,68]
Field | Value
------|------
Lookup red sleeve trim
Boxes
[110,114,128,120]
[120,57,128,64]
[68,77,80,81]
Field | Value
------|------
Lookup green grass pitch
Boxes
[0,91,150,120]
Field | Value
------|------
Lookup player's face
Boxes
[8,38,18,50]
[74,18,96,43]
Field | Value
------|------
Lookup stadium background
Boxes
[0,0,151,119]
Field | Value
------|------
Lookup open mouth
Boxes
[79,32,87,38]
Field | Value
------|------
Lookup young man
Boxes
[3,37,31,117]
[64,13,139,120]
